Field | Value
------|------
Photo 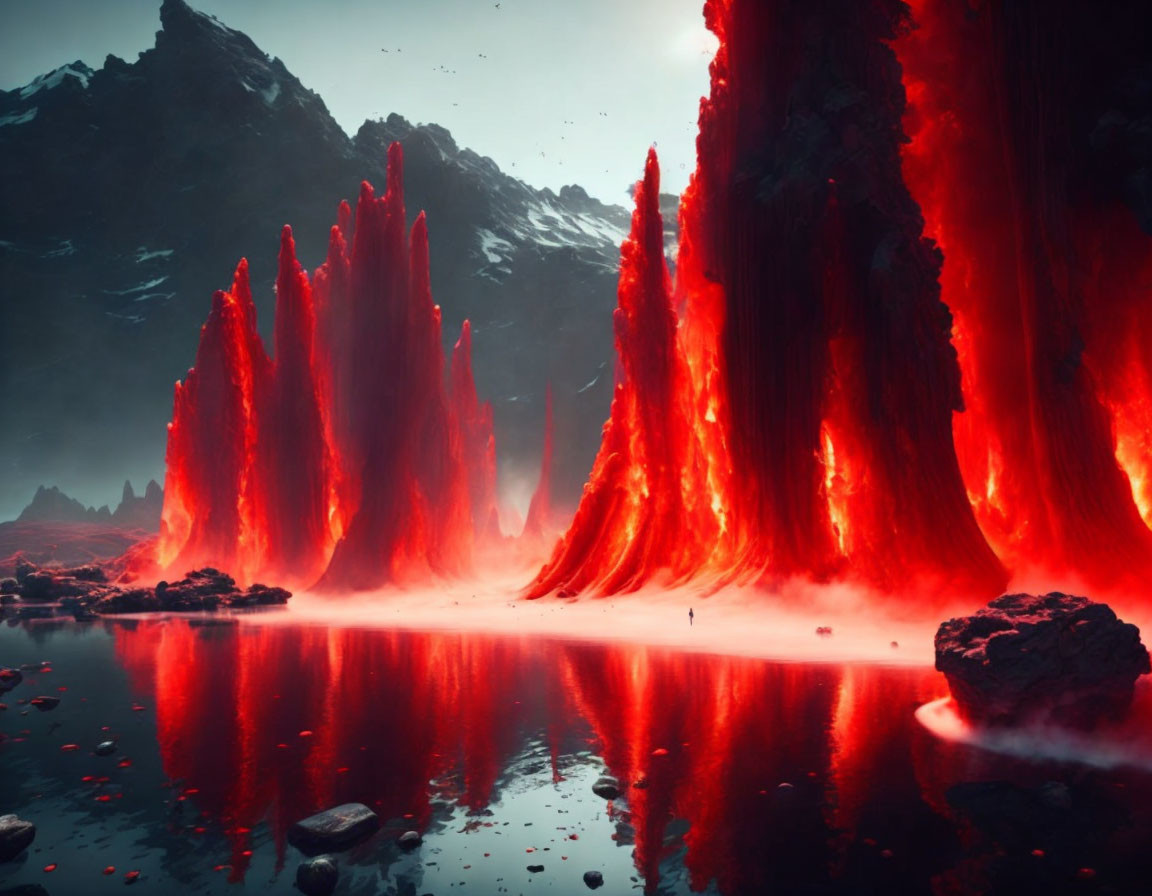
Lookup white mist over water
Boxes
[251,578,943,667]
[916,691,1152,772]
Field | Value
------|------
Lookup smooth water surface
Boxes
[2,615,1152,895]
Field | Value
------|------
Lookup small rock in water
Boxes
[29,696,59,712]
[0,668,23,692]
[527,864,545,873]
[95,741,117,756]
[295,855,338,896]
[397,830,422,850]
[583,870,605,889]
[591,776,621,800]
[0,814,36,862]
[287,803,379,855]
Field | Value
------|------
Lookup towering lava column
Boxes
[532,1,1007,597]
[256,226,332,585]
[162,142,487,590]
[528,150,724,596]
[158,260,268,580]
[681,0,1005,592]
[896,0,1152,586]
[318,145,472,589]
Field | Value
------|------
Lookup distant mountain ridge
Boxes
[16,481,163,529]
[0,0,674,519]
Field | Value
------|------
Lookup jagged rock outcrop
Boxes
[0,561,289,615]
[935,592,1151,727]
[12,482,162,529]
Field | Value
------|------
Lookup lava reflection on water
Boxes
[4,619,1152,895]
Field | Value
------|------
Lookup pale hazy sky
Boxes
[0,0,716,204]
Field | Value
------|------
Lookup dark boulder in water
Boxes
[287,803,379,855]
[591,775,621,800]
[295,855,338,896]
[935,592,1150,727]
[0,668,22,692]
[0,814,36,862]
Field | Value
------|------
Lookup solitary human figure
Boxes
[689,607,694,626]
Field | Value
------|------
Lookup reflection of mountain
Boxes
[106,621,1152,894]
[0,0,673,518]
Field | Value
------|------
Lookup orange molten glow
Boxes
[531,0,1008,599]
[894,0,1152,587]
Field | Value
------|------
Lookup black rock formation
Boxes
[4,561,290,615]
[935,592,1151,727]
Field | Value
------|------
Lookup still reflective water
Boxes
[2,615,1152,895]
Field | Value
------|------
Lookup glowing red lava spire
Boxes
[894,0,1152,588]
[531,0,1006,597]
[528,149,723,596]
[161,142,485,589]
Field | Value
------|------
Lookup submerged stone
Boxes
[591,776,621,800]
[287,803,379,855]
[295,855,338,896]
[0,814,36,862]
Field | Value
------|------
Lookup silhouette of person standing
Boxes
[689,607,694,626]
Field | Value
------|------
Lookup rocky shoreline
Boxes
[1,562,289,619]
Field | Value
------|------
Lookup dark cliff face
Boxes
[0,0,642,519]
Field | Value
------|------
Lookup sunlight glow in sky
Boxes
[0,0,717,204]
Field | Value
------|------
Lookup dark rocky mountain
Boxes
[16,485,110,524]
[0,0,671,519]
[15,480,163,529]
